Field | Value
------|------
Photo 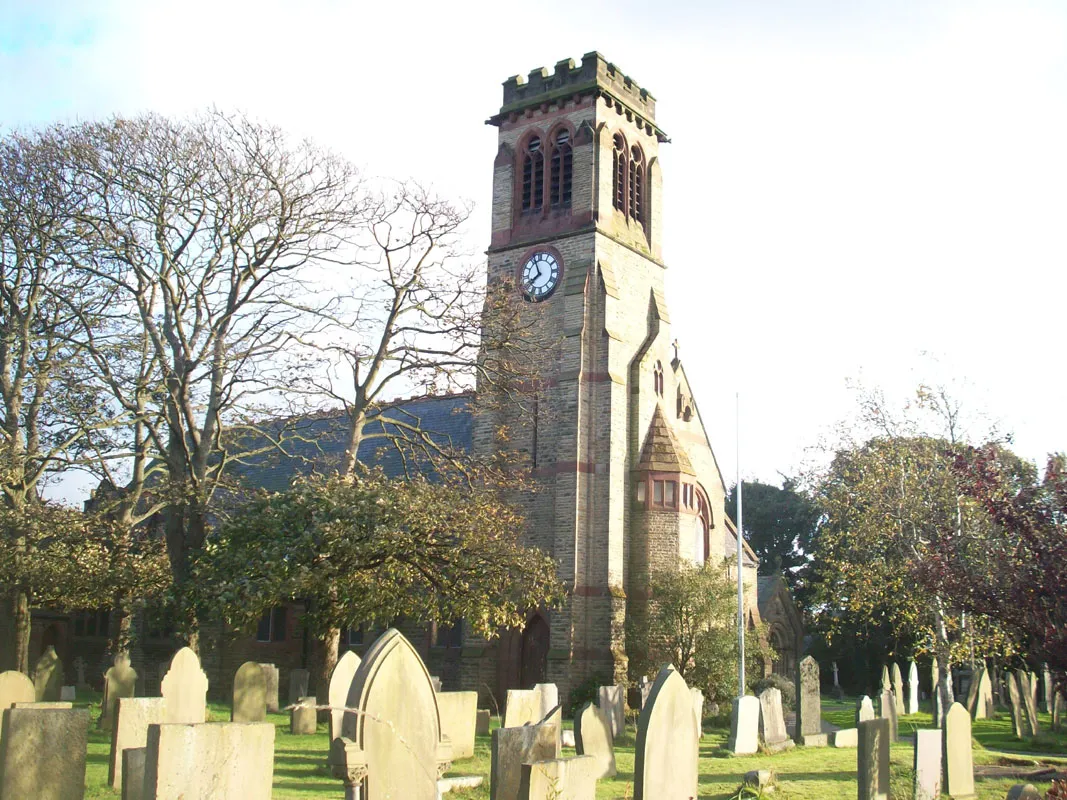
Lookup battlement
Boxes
[495,52,657,123]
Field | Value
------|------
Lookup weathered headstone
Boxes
[535,683,558,720]
[878,689,898,742]
[795,655,825,745]
[503,688,539,728]
[0,670,44,776]
[102,653,138,726]
[1054,690,1064,731]
[1006,784,1043,800]
[1029,670,1039,714]
[1043,665,1053,714]
[476,709,491,735]
[0,706,88,800]
[490,714,560,800]
[291,695,318,735]
[881,664,891,694]
[856,694,875,726]
[964,665,984,714]
[72,656,88,689]
[830,728,857,747]
[430,675,443,693]
[907,661,919,714]
[143,721,275,799]
[757,687,793,752]
[858,717,890,800]
[975,669,994,720]
[259,663,279,712]
[438,691,478,759]
[727,695,760,755]
[328,650,361,739]
[232,660,267,723]
[334,629,451,799]
[913,728,943,800]
[288,668,310,705]
[634,665,698,800]
[1017,668,1041,736]
[1007,671,1026,738]
[122,746,146,800]
[574,701,616,779]
[160,647,207,724]
[891,662,905,716]
[518,755,599,800]
[597,685,624,739]
[942,702,975,799]
[32,645,63,701]
[60,685,75,701]
[109,696,167,790]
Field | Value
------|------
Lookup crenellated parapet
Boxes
[488,52,667,141]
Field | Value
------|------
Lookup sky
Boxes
[2,0,1065,490]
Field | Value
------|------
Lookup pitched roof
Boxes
[636,405,694,474]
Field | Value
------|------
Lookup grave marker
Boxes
[504,688,541,728]
[907,661,919,714]
[490,713,560,800]
[1016,668,1041,736]
[691,688,704,740]
[328,651,361,739]
[878,689,898,742]
[891,663,905,715]
[856,694,875,726]
[597,685,624,739]
[232,661,267,723]
[574,701,616,779]
[288,668,310,705]
[974,668,994,720]
[0,706,88,800]
[757,687,793,753]
[942,702,975,799]
[143,721,275,799]
[634,665,698,799]
[795,655,825,745]
[259,663,280,712]
[438,691,478,759]
[858,718,890,800]
[291,696,317,735]
[1007,671,1026,738]
[518,755,599,800]
[32,645,63,701]
[109,697,167,790]
[913,728,942,800]
[102,653,137,726]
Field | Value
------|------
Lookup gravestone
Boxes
[858,717,890,800]
[109,697,167,790]
[942,702,975,799]
[1054,691,1064,731]
[932,658,942,726]
[232,660,267,723]
[430,675,443,692]
[727,695,760,755]
[504,688,539,728]
[907,661,919,714]
[634,665,698,800]
[437,691,478,759]
[964,665,984,714]
[1006,785,1043,800]
[160,647,207,724]
[72,656,88,689]
[1029,671,1039,714]
[328,650,361,739]
[974,668,994,720]
[102,653,137,726]
[0,706,89,799]
[291,696,318,735]
[476,709,491,735]
[0,670,36,762]
[490,714,560,800]
[32,645,63,701]
[1016,668,1040,736]
[878,689,898,741]
[60,685,75,701]
[1043,666,1053,714]
[535,683,558,719]
[881,664,891,694]
[856,694,875,726]
[574,701,616,779]
[518,755,599,800]
[891,662,905,715]
[638,675,652,708]
[597,685,624,739]
[913,728,942,800]
[795,655,825,745]
[288,668,310,705]
[757,687,793,752]
[259,663,280,712]
[143,721,275,799]
[691,688,704,739]
[830,728,857,747]
[832,660,844,699]
[122,747,146,800]
[334,629,451,799]
[1007,671,1026,738]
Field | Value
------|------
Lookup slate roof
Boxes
[723,517,760,567]
[636,405,694,474]
[230,394,473,492]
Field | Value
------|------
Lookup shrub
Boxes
[566,675,608,718]
[753,674,796,711]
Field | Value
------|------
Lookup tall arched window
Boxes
[693,488,711,564]
[629,145,644,223]
[550,130,572,209]
[653,361,664,396]
[612,134,627,212]
[522,136,544,212]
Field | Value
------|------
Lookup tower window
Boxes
[612,134,626,212]
[550,130,572,209]
[629,145,644,223]
[653,361,664,396]
[522,137,544,212]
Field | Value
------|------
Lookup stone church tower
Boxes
[469,53,762,705]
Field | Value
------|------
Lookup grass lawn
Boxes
[76,693,1065,798]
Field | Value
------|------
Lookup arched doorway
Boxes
[519,614,550,688]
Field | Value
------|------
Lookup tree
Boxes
[923,445,1067,685]
[726,479,819,583]
[642,562,771,703]
[196,468,564,698]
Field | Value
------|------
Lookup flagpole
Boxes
[737,392,745,698]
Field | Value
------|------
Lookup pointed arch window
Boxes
[693,488,712,564]
[550,130,572,209]
[629,145,644,223]
[653,361,664,397]
[612,133,627,212]
[522,136,544,212]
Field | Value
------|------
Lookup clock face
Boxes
[520,252,561,301]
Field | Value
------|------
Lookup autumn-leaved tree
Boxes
[196,467,565,698]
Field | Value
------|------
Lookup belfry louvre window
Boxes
[629,145,644,223]
[612,133,646,225]
[522,137,544,212]
[550,130,572,209]
[613,134,627,211]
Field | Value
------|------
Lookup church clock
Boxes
[520,251,561,301]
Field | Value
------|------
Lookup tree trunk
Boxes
[309,626,340,723]
[107,592,133,661]
[933,596,954,724]
[9,589,30,673]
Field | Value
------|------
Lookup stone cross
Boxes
[832,661,840,686]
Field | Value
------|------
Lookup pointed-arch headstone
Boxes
[161,647,208,724]
[328,650,361,740]
[102,653,137,726]
[0,670,35,756]
[233,661,267,723]
[907,661,919,714]
[891,663,905,715]
[574,701,615,779]
[32,646,63,701]
[634,665,697,799]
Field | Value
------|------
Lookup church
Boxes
[9,53,803,706]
